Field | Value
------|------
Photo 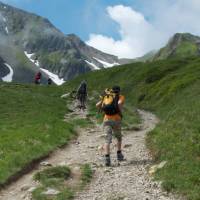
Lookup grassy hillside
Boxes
[153,33,200,61]
[0,83,76,186]
[1,55,200,199]
[64,56,200,200]
[0,81,138,189]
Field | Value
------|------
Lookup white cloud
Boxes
[87,1,200,58]
[87,34,135,58]
[152,0,200,35]
[87,5,163,59]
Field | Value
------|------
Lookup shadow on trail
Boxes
[128,159,153,166]
[107,159,153,168]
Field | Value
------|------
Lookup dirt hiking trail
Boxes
[0,108,180,200]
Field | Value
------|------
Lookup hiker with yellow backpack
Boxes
[96,86,125,166]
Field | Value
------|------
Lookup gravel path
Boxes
[0,109,180,200]
[74,110,180,200]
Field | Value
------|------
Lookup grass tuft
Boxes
[34,166,71,187]
[80,164,93,186]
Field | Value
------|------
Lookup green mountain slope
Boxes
[133,50,157,62]
[121,33,200,63]
[154,33,200,60]
[64,56,200,200]
[1,54,200,199]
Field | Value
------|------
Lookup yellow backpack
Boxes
[101,89,119,115]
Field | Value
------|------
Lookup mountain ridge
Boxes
[1,1,200,84]
[0,1,125,84]
[153,33,200,60]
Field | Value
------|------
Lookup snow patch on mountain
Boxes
[40,68,65,86]
[2,63,14,82]
[85,60,100,70]
[5,26,8,34]
[25,51,65,85]
[93,57,119,68]
[24,51,40,67]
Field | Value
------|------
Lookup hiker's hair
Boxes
[81,80,86,84]
[112,86,120,94]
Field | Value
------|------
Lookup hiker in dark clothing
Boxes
[34,72,42,85]
[76,80,87,110]
[47,78,52,85]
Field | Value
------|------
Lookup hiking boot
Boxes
[117,151,124,161]
[105,155,111,167]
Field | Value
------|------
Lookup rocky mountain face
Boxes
[153,33,200,60]
[0,57,8,77]
[0,1,122,85]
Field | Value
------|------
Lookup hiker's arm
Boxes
[118,102,123,113]
[118,96,125,113]
[96,101,102,108]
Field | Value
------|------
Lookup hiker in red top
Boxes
[34,72,42,85]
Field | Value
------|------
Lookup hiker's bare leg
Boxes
[104,143,110,155]
[116,139,124,161]
[114,122,122,151]
[82,100,84,109]
[117,140,122,151]
[103,122,112,155]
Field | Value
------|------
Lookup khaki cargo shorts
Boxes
[103,120,122,144]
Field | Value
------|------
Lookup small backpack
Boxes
[77,82,87,94]
[101,89,120,115]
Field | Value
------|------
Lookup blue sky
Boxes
[2,0,138,40]
[2,0,200,58]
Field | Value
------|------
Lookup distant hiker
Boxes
[34,56,38,64]
[76,80,87,110]
[47,78,52,85]
[34,71,42,85]
[96,86,125,166]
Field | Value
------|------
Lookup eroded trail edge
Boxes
[0,110,179,200]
